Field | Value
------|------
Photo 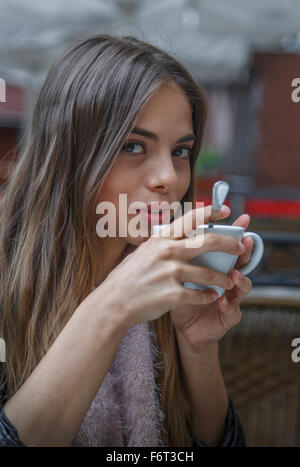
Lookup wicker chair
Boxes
[219,291,300,446]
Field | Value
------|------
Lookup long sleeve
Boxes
[192,395,246,447]
[0,396,245,448]
[0,406,26,447]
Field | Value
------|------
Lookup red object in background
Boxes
[195,197,300,219]
[0,85,24,122]
[245,199,300,218]
[0,84,24,184]
[196,197,230,208]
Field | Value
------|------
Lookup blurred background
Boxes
[0,0,300,446]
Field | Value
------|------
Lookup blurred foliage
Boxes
[195,146,223,176]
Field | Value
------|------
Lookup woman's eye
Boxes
[122,142,144,155]
[121,142,193,159]
[173,147,193,159]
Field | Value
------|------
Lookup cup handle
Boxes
[238,232,264,276]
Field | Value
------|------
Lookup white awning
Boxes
[0,0,299,90]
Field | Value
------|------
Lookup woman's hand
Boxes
[91,205,245,330]
[170,213,253,354]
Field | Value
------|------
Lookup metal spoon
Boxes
[208,180,230,228]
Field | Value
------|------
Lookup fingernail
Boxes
[222,296,228,307]
[211,291,219,301]
[228,279,234,289]
[233,269,242,280]
[221,205,230,214]
[238,242,246,253]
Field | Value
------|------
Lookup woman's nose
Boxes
[146,157,179,190]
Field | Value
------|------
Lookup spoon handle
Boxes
[208,180,229,228]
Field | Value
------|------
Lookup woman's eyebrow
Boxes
[131,127,196,144]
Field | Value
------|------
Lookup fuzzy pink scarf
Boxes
[72,320,165,447]
[72,244,166,447]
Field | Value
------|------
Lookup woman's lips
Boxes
[137,208,170,224]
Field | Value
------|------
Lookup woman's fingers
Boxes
[159,231,246,263]
[161,206,211,239]
[216,270,252,325]
[234,235,253,270]
[174,262,235,290]
[232,213,251,229]
[177,232,245,260]
[231,213,253,270]
[178,286,220,306]
[214,204,231,221]
[220,269,252,307]
[231,269,252,295]
[164,204,231,239]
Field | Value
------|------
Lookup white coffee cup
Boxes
[152,223,264,298]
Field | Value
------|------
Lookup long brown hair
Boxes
[0,34,207,446]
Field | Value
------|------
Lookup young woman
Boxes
[0,34,253,447]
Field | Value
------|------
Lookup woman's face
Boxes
[97,82,195,247]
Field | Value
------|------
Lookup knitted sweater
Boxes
[0,320,246,447]
[0,243,246,446]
